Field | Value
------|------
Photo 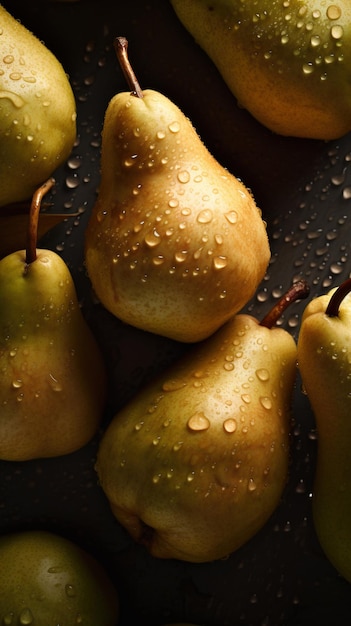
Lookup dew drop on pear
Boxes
[187,412,211,431]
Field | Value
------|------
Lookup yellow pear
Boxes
[297,277,351,583]
[0,4,76,208]
[0,529,119,625]
[171,0,351,140]
[95,280,309,563]
[84,37,270,343]
[0,179,107,461]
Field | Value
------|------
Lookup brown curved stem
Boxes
[26,178,55,265]
[260,279,310,329]
[114,36,144,99]
[325,277,351,317]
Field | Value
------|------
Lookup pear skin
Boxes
[84,38,270,343]
[171,0,351,140]
[95,280,308,563]
[0,5,77,207]
[0,530,119,625]
[0,248,107,461]
[297,279,351,583]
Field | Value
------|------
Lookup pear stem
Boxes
[26,177,55,265]
[259,279,310,329]
[325,277,351,317]
[114,36,144,99]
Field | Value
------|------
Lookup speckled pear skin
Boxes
[96,312,297,563]
[171,0,351,140]
[0,249,107,461]
[297,285,351,583]
[84,88,270,342]
[0,5,76,207]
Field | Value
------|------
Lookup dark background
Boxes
[1,2,351,624]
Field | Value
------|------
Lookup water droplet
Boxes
[248,478,257,492]
[256,368,270,382]
[144,229,161,247]
[213,256,228,270]
[310,35,321,47]
[260,396,272,410]
[3,614,14,625]
[197,209,213,224]
[174,250,188,263]
[177,170,190,183]
[12,379,22,389]
[241,394,251,404]
[187,412,211,431]
[168,121,180,133]
[327,5,342,20]
[223,418,237,433]
[331,24,344,40]
[302,62,314,75]
[225,210,238,224]
[49,373,62,392]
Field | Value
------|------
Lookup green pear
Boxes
[170,0,351,140]
[84,37,270,343]
[95,280,309,563]
[0,179,107,461]
[0,529,119,625]
[0,5,77,208]
[297,277,351,583]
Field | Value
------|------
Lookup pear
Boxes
[0,529,119,625]
[0,179,107,461]
[95,280,309,563]
[84,37,270,343]
[170,0,351,140]
[0,5,76,208]
[297,277,351,583]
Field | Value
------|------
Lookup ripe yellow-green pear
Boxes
[84,37,270,343]
[0,529,119,626]
[297,277,351,583]
[170,0,351,140]
[0,179,107,461]
[96,281,309,563]
[0,4,77,208]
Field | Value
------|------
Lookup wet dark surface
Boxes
[1,1,351,624]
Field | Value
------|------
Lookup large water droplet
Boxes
[327,4,342,20]
[225,210,238,224]
[256,368,270,382]
[223,418,237,433]
[197,209,213,224]
[144,229,161,247]
[213,256,228,270]
[187,412,211,431]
